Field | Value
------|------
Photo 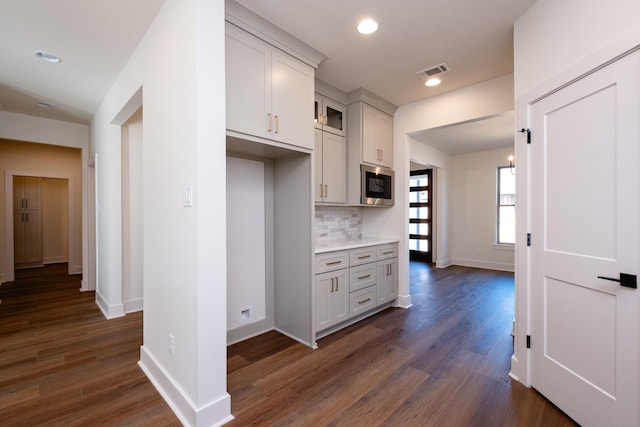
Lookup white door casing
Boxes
[529,49,640,427]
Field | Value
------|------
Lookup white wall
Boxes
[511,0,640,386]
[450,147,514,271]
[514,0,640,96]
[226,156,271,340]
[90,0,230,425]
[121,108,144,313]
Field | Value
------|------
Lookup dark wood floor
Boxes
[227,262,579,426]
[0,263,180,426]
[0,262,578,426]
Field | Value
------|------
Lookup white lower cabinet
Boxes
[377,258,397,306]
[315,269,349,331]
[315,242,398,335]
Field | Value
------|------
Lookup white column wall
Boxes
[386,75,514,307]
[90,0,230,425]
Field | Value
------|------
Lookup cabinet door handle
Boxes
[358,298,371,305]
[330,277,334,292]
[335,277,339,292]
[358,255,371,260]
[358,274,371,280]
[25,212,28,222]
[324,185,328,198]
[267,113,272,132]
[325,260,342,266]
[382,251,393,255]
[324,114,328,126]
[274,115,279,133]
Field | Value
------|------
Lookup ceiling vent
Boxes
[416,63,450,80]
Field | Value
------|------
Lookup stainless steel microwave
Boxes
[361,164,394,206]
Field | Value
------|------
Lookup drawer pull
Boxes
[357,274,371,280]
[358,298,371,305]
[325,260,342,266]
[382,251,394,255]
[358,255,371,259]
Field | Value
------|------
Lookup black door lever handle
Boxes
[597,273,637,289]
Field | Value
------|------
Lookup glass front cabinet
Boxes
[314,94,346,137]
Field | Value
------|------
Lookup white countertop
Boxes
[315,238,399,254]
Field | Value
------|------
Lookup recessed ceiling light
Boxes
[34,51,62,63]
[425,78,441,87]
[357,18,378,35]
[35,102,51,108]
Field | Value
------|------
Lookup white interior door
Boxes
[530,49,640,426]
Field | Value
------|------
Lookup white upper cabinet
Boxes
[225,23,314,150]
[315,94,346,137]
[360,103,393,168]
[347,101,394,169]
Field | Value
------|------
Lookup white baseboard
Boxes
[227,319,273,346]
[124,298,143,313]
[138,346,233,427]
[43,256,68,264]
[95,291,125,319]
[396,294,413,309]
[80,279,92,291]
[452,258,515,272]
[436,258,453,268]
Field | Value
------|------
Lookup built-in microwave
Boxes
[361,164,394,206]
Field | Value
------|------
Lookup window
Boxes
[497,166,515,244]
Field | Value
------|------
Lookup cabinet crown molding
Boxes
[315,79,348,105]
[346,88,398,116]
[225,0,327,68]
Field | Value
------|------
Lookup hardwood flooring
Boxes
[1,262,579,426]
[0,264,179,426]
[227,262,580,426]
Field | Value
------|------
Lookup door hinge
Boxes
[527,233,531,246]
[526,335,531,349]
[519,128,531,144]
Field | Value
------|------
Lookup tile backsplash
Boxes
[315,206,363,242]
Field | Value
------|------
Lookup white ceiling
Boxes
[411,112,515,155]
[0,0,535,152]
[0,0,166,124]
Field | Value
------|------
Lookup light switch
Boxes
[183,185,193,207]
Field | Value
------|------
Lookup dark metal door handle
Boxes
[597,273,637,289]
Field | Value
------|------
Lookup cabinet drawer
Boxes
[349,263,376,292]
[315,251,349,274]
[376,243,398,260]
[350,247,376,266]
[349,286,377,317]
